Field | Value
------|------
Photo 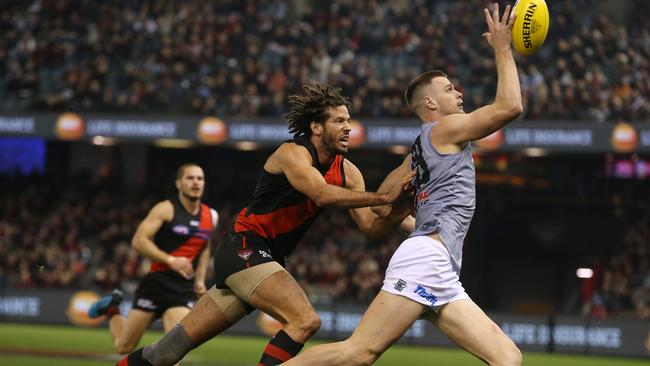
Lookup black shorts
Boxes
[132,271,197,318]
[213,231,283,289]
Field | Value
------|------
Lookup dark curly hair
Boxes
[283,83,351,137]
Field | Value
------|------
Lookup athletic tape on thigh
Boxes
[206,285,249,323]
[225,261,284,302]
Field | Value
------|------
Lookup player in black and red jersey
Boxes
[117,84,415,366]
[89,163,218,357]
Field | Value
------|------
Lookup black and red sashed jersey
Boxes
[235,136,346,258]
[150,196,217,274]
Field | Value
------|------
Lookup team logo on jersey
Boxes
[419,222,436,232]
[258,250,272,259]
[190,220,200,227]
[414,285,437,305]
[394,279,407,292]
[417,190,430,207]
[194,228,212,240]
[172,225,190,235]
[237,249,253,261]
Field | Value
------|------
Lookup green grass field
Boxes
[0,323,647,366]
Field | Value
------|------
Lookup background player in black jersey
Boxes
[89,163,218,360]
[117,84,414,366]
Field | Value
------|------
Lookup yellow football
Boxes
[511,0,550,56]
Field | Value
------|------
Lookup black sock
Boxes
[258,330,304,366]
[116,348,152,366]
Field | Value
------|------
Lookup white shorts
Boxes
[382,236,470,311]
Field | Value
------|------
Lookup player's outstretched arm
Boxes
[273,143,409,208]
[131,201,193,278]
[433,4,522,146]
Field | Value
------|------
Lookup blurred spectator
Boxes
[581,216,650,320]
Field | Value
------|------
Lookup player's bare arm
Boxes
[346,159,415,239]
[193,243,210,295]
[398,215,416,233]
[267,142,408,208]
[432,4,522,150]
[131,200,194,279]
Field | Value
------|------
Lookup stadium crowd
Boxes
[1,0,649,121]
[582,216,650,320]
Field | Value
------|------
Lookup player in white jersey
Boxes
[283,4,523,365]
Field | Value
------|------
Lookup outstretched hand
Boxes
[482,3,515,53]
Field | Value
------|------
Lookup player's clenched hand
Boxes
[194,281,207,296]
[482,3,514,53]
[385,170,416,203]
[402,170,416,192]
[167,255,194,279]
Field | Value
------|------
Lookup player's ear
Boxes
[310,121,323,136]
[175,179,181,190]
[423,96,438,111]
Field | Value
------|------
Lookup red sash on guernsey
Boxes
[150,203,213,272]
[235,155,344,239]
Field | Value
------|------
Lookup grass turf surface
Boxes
[0,323,647,366]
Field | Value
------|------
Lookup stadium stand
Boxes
[1,0,649,121]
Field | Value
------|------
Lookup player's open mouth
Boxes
[340,135,349,147]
